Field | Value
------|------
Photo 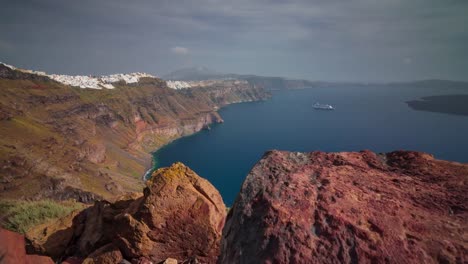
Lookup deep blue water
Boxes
[152,86,468,205]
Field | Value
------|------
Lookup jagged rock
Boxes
[161,258,178,264]
[82,243,123,264]
[114,212,153,258]
[26,163,226,263]
[0,228,54,264]
[27,200,124,259]
[61,257,84,264]
[219,150,468,264]
[131,257,153,264]
[116,162,226,263]
[26,210,83,259]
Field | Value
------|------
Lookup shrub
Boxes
[0,199,84,234]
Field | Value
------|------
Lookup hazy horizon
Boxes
[1,0,467,82]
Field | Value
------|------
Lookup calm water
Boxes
[152,86,468,205]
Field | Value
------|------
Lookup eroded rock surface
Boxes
[220,150,468,264]
[116,162,226,263]
[0,227,54,264]
[26,163,226,263]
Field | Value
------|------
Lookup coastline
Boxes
[141,98,269,181]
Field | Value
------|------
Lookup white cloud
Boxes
[171,46,189,55]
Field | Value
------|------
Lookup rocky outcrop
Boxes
[220,150,468,264]
[115,162,226,263]
[0,227,54,264]
[0,64,270,202]
[82,244,123,264]
[26,163,226,263]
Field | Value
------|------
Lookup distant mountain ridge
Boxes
[163,67,468,91]
[162,67,320,90]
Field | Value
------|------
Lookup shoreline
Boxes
[141,98,271,182]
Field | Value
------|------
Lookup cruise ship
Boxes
[313,103,335,110]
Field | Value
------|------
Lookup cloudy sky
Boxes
[1,0,467,81]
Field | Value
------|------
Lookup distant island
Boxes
[407,94,468,116]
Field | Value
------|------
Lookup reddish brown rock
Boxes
[116,162,227,263]
[61,256,84,264]
[26,199,134,259]
[160,258,178,264]
[219,150,468,264]
[26,209,83,259]
[0,228,54,264]
[82,243,123,264]
[26,163,225,263]
[25,255,56,264]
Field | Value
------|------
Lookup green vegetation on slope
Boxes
[0,66,270,202]
[0,199,84,233]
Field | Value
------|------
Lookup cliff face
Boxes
[220,150,468,264]
[0,64,270,201]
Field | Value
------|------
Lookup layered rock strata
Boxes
[0,63,270,201]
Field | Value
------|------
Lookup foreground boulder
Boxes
[115,162,226,263]
[220,150,467,263]
[0,228,54,264]
[26,162,226,263]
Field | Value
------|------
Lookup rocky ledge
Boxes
[25,163,226,263]
[4,150,467,263]
[220,150,467,263]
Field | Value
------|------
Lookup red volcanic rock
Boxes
[61,256,84,264]
[219,150,468,264]
[26,163,226,263]
[82,243,123,264]
[116,162,226,263]
[0,228,54,264]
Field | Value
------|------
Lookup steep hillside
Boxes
[0,64,270,202]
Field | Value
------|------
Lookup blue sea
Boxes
[151,86,468,205]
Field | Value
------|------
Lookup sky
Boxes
[1,0,467,82]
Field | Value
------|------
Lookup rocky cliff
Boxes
[0,64,270,202]
[220,150,467,263]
